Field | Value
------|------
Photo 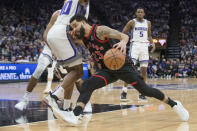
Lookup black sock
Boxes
[167,98,177,107]
[73,106,83,116]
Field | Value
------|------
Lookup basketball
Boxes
[104,48,126,70]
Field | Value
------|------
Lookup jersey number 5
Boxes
[60,1,73,15]
[140,31,143,37]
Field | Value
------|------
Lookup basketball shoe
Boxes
[173,100,189,121]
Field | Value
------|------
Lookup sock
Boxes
[63,99,71,110]
[122,87,127,93]
[167,98,177,107]
[52,86,64,100]
[46,80,52,89]
[73,106,83,116]
[24,91,30,99]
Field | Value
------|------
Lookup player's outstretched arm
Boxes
[97,26,129,55]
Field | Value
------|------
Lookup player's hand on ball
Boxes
[151,43,156,53]
[113,42,127,55]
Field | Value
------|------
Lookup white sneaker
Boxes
[173,101,189,121]
[44,94,59,111]
[83,101,92,113]
[53,109,79,125]
[15,98,29,111]
[15,115,28,124]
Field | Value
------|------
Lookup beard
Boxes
[76,26,85,39]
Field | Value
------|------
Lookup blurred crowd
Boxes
[90,0,170,38]
[0,0,196,78]
[0,0,62,62]
[147,55,197,79]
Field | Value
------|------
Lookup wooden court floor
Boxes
[0,78,197,131]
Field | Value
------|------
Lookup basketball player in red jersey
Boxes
[47,14,189,125]
[121,8,156,101]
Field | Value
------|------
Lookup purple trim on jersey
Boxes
[83,6,87,16]
[75,2,80,14]
[75,2,87,16]
[139,60,149,63]
[131,58,137,61]
[57,26,77,62]
[41,52,53,62]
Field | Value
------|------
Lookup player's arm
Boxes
[148,21,155,53]
[122,20,134,34]
[97,26,129,55]
[43,10,59,45]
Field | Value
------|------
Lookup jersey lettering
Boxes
[60,1,73,15]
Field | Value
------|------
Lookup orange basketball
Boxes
[104,48,125,70]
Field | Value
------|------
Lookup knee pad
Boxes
[33,63,48,79]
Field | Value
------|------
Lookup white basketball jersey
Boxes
[131,19,148,43]
[42,44,52,58]
[55,0,89,25]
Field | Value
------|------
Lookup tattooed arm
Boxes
[96,26,129,54]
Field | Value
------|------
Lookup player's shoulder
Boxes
[52,10,60,16]
[129,19,135,23]
[97,25,109,32]
[144,19,151,23]
[147,20,151,25]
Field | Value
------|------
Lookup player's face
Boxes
[70,20,85,39]
[136,9,145,19]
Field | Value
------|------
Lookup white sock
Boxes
[63,99,71,110]
[52,86,64,100]
[122,87,127,93]
[23,91,30,99]
[46,80,52,89]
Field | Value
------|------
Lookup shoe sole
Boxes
[174,101,189,121]
[15,103,27,111]
[15,105,24,111]
[43,98,66,124]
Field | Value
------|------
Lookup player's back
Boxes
[131,18,148,43]
[55,0,89,25]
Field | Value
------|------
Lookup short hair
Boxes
[70,14,88,23]
[136,7,145,12]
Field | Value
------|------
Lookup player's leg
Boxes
[120,81,129,101]
[15,54,51,111]
[74,79,92,112]
[73,71,115,115]
[45,64,84,110]
[138,62,149,101]
[138,45,149,101]
[121,42,138,101]
[53,70,115,124]
[119,64,189,121]
[44,60,57,94]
